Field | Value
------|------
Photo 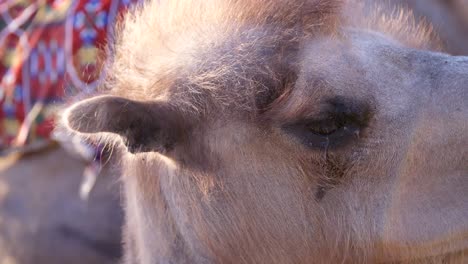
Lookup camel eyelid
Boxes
[282,97,372,149]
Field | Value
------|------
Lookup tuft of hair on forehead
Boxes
[104,0,342,110]
[343,0,442,51]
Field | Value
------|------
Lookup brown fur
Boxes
[97,0,442,111]
[386,0,468,55]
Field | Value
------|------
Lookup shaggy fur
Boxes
[98,0,440,113]
[105,0,338,111]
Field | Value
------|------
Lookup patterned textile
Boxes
[0,0,139,151]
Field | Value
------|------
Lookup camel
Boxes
[60,0,467,263]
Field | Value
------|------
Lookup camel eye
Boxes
[283,97,373,150]
[283,117,354,149]
[306,119,342,136]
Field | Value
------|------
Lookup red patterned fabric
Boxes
[0,0,139,150]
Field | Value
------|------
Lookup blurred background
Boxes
[0,0,467,263]
[0,0,137,263]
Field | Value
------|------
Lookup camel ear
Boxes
[63,95,182,153]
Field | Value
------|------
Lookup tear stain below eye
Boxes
[314,153,347,201]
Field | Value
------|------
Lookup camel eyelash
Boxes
[283,96,373,149]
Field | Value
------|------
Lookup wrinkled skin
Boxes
[0,146,123,264]
[63,0,467,263]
